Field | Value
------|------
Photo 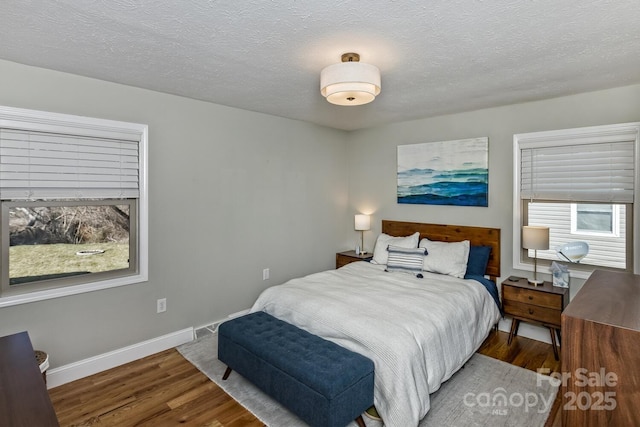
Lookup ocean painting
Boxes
[397,137,488,206]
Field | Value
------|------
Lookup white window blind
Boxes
[0,128,139,200]
[520,140,635,203]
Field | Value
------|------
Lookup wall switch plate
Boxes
[157,298,166,313]
[262,268,270,280]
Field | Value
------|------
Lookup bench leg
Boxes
[222,367,232,380]
[355,415,366,427]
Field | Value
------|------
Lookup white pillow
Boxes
[419,238,470,278]
[371,232,420,265]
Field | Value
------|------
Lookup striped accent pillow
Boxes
[385,245,427,275]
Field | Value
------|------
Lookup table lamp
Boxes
[354,214,371,254]
[522,225,549,286]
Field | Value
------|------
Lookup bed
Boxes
[250,220,502,427]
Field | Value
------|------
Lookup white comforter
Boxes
[250,261,501,427]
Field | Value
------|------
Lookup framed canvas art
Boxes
[397,137,488,206]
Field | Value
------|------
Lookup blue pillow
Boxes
[466,245,492,276]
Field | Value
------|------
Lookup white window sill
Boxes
[0,273,148,308]
[513,261,593,281]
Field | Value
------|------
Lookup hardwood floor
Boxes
[50,330,562,426]
[49,346,263,427]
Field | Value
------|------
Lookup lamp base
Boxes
[528,278,544,286]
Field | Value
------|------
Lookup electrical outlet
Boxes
[263,268,270,280]
[157,298,166,313]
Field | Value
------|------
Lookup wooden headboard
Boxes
[382,220,501,281]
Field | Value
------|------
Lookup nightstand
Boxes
[336,251,373,269]
[501,277,569,360]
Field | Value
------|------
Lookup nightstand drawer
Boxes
[503,300,561,326]
[501,278,568,360]
[503,285,563,310]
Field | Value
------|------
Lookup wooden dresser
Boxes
[561,269,640,427]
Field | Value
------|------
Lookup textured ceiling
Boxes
[1,1,639,131]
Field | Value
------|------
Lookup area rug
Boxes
[177,333,559,427]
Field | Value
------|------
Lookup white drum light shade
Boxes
[522,226,550,250]
[354,214,371,231]
[522,225,549,285]
[321,54,381,106]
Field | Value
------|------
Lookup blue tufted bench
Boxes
[218,311,374,427]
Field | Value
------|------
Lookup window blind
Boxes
[0,128,139,200]
[520,140,635,203]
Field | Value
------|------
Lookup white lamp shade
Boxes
[354,214,371,231]
[522,226,550,250]
[320,62,381,106]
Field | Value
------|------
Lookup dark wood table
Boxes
[0,331,59,426]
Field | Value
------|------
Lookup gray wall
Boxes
[346,83,640,299]
[0,59,349,367]
[1,56,639,368]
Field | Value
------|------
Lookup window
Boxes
[0,106,148,307]
[5,200,136,288]
[571,203,619,235]
[527,202,627,270]
[513,123,639,277]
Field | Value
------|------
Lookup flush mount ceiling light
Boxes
[320,53,381,106]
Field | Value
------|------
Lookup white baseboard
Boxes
[227,309,250,319]
[497,317,555,345]
[194,309,251,334]
[47,327,194,389]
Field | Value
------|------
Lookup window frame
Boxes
[522,200,631,273]
[513,123,640,279]
[571,203,619,237]
[0,105,148,307]
[2,199,138,295]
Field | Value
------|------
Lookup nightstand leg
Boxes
[549,327,559,360]
[508,319,520,345]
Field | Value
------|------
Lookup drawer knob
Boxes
[528,309,534,315]
[528,296,533,300]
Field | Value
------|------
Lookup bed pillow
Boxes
[419,238,470,279]
[466,245,492,276]
[385,245,427,275]
[371,232,420,265]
